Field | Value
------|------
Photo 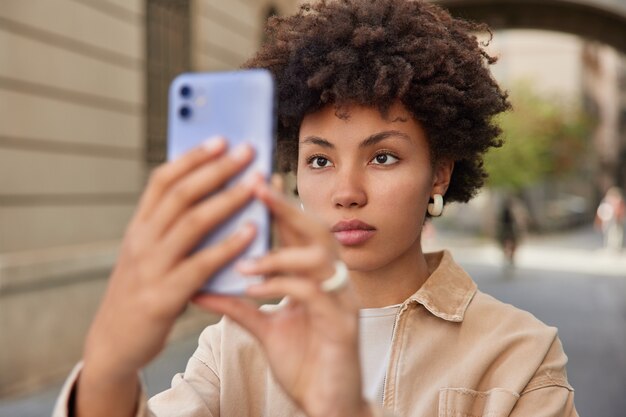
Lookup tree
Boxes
[484,82,591,191]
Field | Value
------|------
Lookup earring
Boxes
[428,194,443,217]
[300,202,304,211]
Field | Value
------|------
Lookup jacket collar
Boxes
[407,250,477,323]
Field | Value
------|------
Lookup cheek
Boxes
[387,193,425,223]
[372,174,431,236]
[374,170,431,210]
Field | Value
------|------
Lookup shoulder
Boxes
[468,289,556,335]
[466,289,558,345]
[421,251,559,350]
[462,289,568,377]
[455,289,572,393]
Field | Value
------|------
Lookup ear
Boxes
[431,159,454,197]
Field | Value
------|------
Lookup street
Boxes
[469,264,626,417]
[1,225,624,417]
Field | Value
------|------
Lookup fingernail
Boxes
[231,144,253,161]
[255,181,271,196]
[245,283,264,296]
[236,258,257,272]
[237,223,255,239]
[202,136,225,153]
[241,172,262,189]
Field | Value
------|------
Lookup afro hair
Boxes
[243,0,510,204]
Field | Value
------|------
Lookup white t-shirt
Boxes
[359,304,401,403]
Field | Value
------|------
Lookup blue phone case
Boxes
[167,70,275,294]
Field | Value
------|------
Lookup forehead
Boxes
[299,101,423,143]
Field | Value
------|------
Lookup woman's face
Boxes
[297,101,452,272]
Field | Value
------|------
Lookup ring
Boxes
[321,261,349,292]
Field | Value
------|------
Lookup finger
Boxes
[270,173,284,193]
[255,181,305,233]
[167,223,257,298]
[148,144,255,238]
[135,137,227,220]
[255,182,331,244]
[192,294,268,341]
[236,246,335,282]
[247,276,358,328]
[271,216,302,248]
[157,173,262,268]
[273,212,304,247]
[245,276,339,313]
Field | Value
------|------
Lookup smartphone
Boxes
[167,69,275,294]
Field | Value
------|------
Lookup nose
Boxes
[331,167,367,209]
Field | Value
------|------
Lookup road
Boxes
[429,224,626,417]
[468,264,626,417]
[1,225,624,417]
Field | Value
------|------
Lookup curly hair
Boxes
[243,0,510,204]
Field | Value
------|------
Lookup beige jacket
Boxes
[53,250,577,417]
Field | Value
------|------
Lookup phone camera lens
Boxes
[179,106,192,119]
[180,85,192,98]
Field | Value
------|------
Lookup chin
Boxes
[339,247,390,272]
[339,234,423,272]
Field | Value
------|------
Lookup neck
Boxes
[348,242,431,309]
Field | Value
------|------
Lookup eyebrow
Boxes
[301,130,411,149]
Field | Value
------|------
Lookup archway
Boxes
[436,0,626,195]
[437,0,626,53]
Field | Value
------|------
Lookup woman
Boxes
[54,1,577,416]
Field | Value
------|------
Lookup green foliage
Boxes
[484,82,591,191]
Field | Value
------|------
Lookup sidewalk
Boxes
[0,332,202,417]
[423,225,626,278]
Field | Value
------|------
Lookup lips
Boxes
[331,219,376,246]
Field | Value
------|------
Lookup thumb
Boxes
[270,173,284,194]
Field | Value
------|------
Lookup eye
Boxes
[308,155,334,169]
[370,153,399,166]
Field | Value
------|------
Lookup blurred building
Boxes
[582,42,626,194]
[0,0,297,397]
[488,29,584,99]
[450,29,625,233]
[436,0,626,234]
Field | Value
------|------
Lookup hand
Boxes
[193,182,372,417]
[79,138,259,398]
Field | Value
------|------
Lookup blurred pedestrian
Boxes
[595,186,625,251]
[496,194,528,266]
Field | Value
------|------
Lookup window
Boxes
[146,0,191,166]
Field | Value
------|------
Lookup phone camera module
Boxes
[179,106,192,119]
[180,85,192,99]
